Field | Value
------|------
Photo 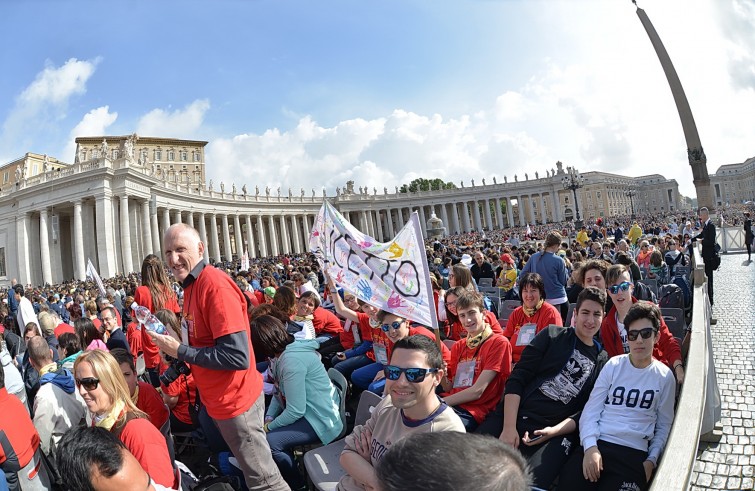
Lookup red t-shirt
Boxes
[162,373,197,426]
[54,322,75,338]
[134,285,180,369]
[357,312,376,361]
[125,322,142,359]
[445,334,512,423]
[446,311,503,341]
[184,265,261,419]
[119,417,175,488]
[312,307,343,336]
[0,388,40,469]
[136,381,169,430]
[503,303,562,363]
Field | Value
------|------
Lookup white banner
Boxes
[241,250,250,272]
[309,201,437,329]
[86,258,107,297]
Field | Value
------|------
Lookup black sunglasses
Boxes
[380,321,404,332]
[627,328,655,341]
[383,365,439,383]
[75,377,100,391]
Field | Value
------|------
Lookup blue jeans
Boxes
[0,469,8,491]
[453,406,479,432]
[351,362,383,391]
[266,417,320,489]
[332,354,372,379]
[368,377,385,395]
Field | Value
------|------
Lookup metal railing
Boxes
[650,246,721,490]
[717,226,749,253]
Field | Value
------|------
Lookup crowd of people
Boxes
[0,204,752,491]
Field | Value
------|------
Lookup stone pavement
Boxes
[691,253,755,490]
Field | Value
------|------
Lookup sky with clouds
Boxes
[1,0,753,198]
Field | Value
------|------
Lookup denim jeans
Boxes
[266,417,320,489]
[332,354,372,379]
[351,362,383,391]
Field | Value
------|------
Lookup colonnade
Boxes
[340,192,561,242]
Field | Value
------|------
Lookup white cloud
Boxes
[1,57,100,153]
[64,106,118,161]
[136,99,210,138]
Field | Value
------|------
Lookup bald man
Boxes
[148,224,289,491]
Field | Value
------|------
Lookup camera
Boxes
[159,355,191,386]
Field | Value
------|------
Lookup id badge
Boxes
[181,316,193,345]
[373,343,389,365]
[453,359,477,388]
[517,324,537,346]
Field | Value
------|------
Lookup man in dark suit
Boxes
[102,306,130,353]
[694,207,716,305]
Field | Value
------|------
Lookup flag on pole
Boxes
[86,258,107,297]
[309,201,438,329]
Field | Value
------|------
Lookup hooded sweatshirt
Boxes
[266,339,343,445]
[1,345,26,405]
[33,366,87,456]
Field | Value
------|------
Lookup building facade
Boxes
[0,136,685,286]
[709,156,755,206]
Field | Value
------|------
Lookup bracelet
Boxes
[673,363,683,370]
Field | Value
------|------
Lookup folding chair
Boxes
[478,277,494,288]
[498,300,521,324]
[661,307,686,342]
[304,391,382,491]
[327,369,349,440]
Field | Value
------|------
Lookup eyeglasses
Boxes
[627,327,655,341]
[383,365,439,383]
[380,321,404,332]
[608,281,632,294]
[446,300,457,307]
[75,377,100,391]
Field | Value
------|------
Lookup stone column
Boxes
[291,215,302,254]
[95,193,117,278]
[386,209,395,238]
[150,208,161,258]
[245,215,257,259]
[506,198,515,227]
[209,214,221,262]
[396,208,405,229]
[257,215,268,257]
[518,197,527,226]
[277,214,289,253]
[484,199,494,231]
[73,200,86,280]
[551,192,562,222]
[302,214,312,244]
[161,209,170,243]
[451,203,460,234]
[418,207,428,238]
[458,202,468,232]
[140,200,153,257]
[528,196,537,225]
[495,198,504,229]
[16,214,32,286]
[39,208,53,285]
[119,196,133,274]
[197,212,209,261]
[267,215,279,256]
[173,209,182,224]
[471,201,482,231]
[360,210,369,235]
[541,195,549,224]
[221,214,233,260]
[234,215,244,258]
[187,211,195,229]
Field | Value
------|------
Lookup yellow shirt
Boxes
[628,224,643,245]
[576,230,589,246]
[497,268,517,292]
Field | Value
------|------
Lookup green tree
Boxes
[399,178,457,193]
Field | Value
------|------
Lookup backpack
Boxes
[672,276,691,308]
[658,284,685,310]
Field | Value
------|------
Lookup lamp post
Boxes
[625,189,637,219]
[562,166,585,229]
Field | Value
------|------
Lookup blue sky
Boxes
[1,0,753,198]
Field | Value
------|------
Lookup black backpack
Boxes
[658,284,685,310]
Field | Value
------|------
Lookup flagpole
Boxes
[411,212,442,352]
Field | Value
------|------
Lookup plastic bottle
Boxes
[130,302,168,335]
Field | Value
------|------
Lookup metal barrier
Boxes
[717,226,749,253]
[650,246,721,490]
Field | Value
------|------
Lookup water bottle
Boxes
[130,302,168,335]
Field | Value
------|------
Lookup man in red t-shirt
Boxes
[148,224,288,491]
[441,291,512,432]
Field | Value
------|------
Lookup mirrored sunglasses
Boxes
[627,327,655,341]
[383,365,439,383]
[608,281,632,294]
[380,321,404,332]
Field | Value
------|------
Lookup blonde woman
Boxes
[73,349,175,488]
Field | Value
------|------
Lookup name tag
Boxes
[373,343,389,365]
[517,324,537,346]
[453,359,477,388]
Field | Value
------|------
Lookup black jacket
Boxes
[694,220,716,260]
